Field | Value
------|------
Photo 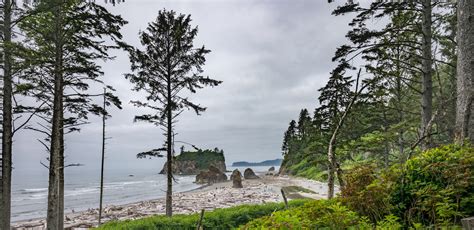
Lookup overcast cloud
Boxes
[13,0,354,175]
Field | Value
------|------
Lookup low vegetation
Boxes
[245,144,473,229]
[96,200,308,230]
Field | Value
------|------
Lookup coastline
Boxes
[12,175,332,229]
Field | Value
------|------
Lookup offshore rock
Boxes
[195,166,228,184]
[231,169,243,188]
[244,168,260,179]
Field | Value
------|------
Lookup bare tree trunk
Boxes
[47,2,65,229]
[166,72,173,217]
[99,88,106,225]
[58,134,64,229]
[327,143,336,199]
[455,0,474,144]
[1,0,13,228]
[327,69,362,198]
[383,111,390,166]
[420,0,433,150]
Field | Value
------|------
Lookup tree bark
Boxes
[455,0,474,144]
[327,69,362,198]
[1,0,13,228]
[420,0,433,150]
[47,2,65,229]
[166,63,173,217]
[99,88,106,225]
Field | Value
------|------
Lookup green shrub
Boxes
[390,144,474,226]
[95,200,308,230]
[340,163,392,223]
[338,144,473,228]
[241,199,377,230]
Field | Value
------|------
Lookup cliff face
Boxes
[159,149,226,175]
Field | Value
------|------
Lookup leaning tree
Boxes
[125,9,221,217]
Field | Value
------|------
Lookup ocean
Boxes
[11,165,278,222]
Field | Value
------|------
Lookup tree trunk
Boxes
[327,69,362,198]
[47,2,65,229]
[455,0,474,144]
[327,143,336,199]
[420,0,433,150]
[99,89,106,225]
[383,111,390,167]
[1,0,13,228]
[166,73,173,217]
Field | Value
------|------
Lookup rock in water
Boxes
[195,166,228,184]
[266,166,276,176]
[244,168,260,179]
[231,169,243,188]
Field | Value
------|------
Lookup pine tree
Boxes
[330,1,456,151]
[1,0,14,228]
[19,1,126,227]
[282,120,297,156]
[125,9,221,217]
[297,109,311,140]
[317,65,355,198]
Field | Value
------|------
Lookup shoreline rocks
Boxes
[195,166,228,184]
[244,168,260,179]
[231,169,243,188]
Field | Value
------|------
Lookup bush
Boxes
[242,199,402,230]
[390,144,474,226]
[339,144,473,228]
[95,200,308,230]
[340,163,392,223]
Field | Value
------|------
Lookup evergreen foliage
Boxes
[176,148,225,170]
[17,1,127,227]
[280,1,460,187]
[125,9,221,216]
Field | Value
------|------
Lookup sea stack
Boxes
[231,169,243,188]
[244,168,260,179]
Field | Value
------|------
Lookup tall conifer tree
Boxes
[20,1,126,227]
[125,9,221,216]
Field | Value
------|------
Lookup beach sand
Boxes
[12,175,334,230]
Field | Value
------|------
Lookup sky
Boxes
[13,0,357,174]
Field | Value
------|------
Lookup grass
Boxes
[95,199,309,230]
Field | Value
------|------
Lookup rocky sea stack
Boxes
[159,148,226,175]
[195,166,228,184]
[244,168,260,179]
[231,169,243,188]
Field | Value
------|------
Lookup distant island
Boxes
[232,159,282,167]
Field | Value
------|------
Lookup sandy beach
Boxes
[12,175,334,230]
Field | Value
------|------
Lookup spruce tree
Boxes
[1,0,14,228]
[19,1,126,227]
[125,9,221,217]
[282,120,297,156]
